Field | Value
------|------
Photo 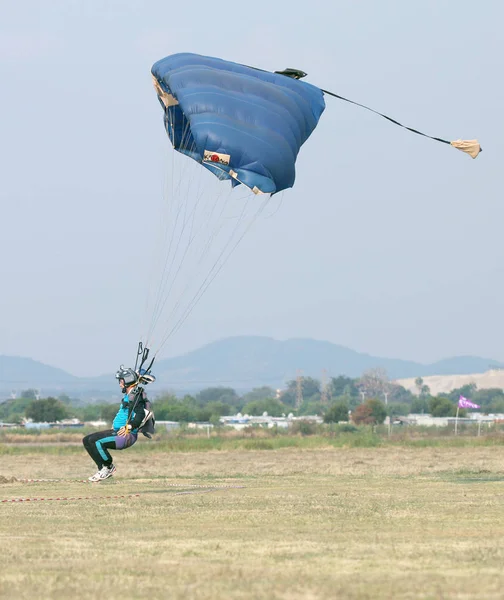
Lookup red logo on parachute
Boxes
[210,154,220,162]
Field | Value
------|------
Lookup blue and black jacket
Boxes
[112,389,148,434]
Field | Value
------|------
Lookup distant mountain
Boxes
[152,336,504,389]
[419,355,502,376]
[1,337,503,397]
[0,356,78,387]
[0,356,111,399]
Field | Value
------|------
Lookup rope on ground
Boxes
[1,494,141,503]
[15,478,246,489]
[1,480,245,502]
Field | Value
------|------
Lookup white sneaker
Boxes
[88,464,116,482]
[98,464,116,480]
[88,469,103,482]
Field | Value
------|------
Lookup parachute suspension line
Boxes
[144,141,229,344]
[143,110,201,346]
[154,192,271,355]
[139,144,176,347]
[147,183,234,346]
[148,190,189,331]
[156,192,270,352]
[146,183,213,342]
[148,185,252,352]
[141,109,181,347]
[153,188,253,347]
[320,87,481,158]
[143,174,186,345]
[262,190,285,220]
[142,104,256,353]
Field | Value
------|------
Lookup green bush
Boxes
[290,420,318,436]
[324,401,349,423]
[336,423,358,433]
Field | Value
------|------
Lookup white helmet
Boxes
[115,366,138,388]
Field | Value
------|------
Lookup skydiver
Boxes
[82,366,155,482]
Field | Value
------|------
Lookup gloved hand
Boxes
[117,425,131,437]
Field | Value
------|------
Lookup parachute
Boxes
[151,53,326,195]
[140,52,480,365]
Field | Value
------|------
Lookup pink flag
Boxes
[458,395,480,409]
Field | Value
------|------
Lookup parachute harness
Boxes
[117,343,156,433]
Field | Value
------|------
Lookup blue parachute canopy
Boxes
[151,53,325,194]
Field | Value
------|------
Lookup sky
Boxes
[0,1,502,377]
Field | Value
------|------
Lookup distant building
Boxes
[219,413,322,430]
[398,413,504,427]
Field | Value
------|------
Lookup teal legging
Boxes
[82,429,137,468]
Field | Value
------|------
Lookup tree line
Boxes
[1,370,502,426]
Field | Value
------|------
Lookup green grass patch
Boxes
[1,426,504,455]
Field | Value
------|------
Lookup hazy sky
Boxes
[0,1,502,377]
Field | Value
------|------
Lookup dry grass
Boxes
[1,446,504,599]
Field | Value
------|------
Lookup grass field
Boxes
[1,440,504,599]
